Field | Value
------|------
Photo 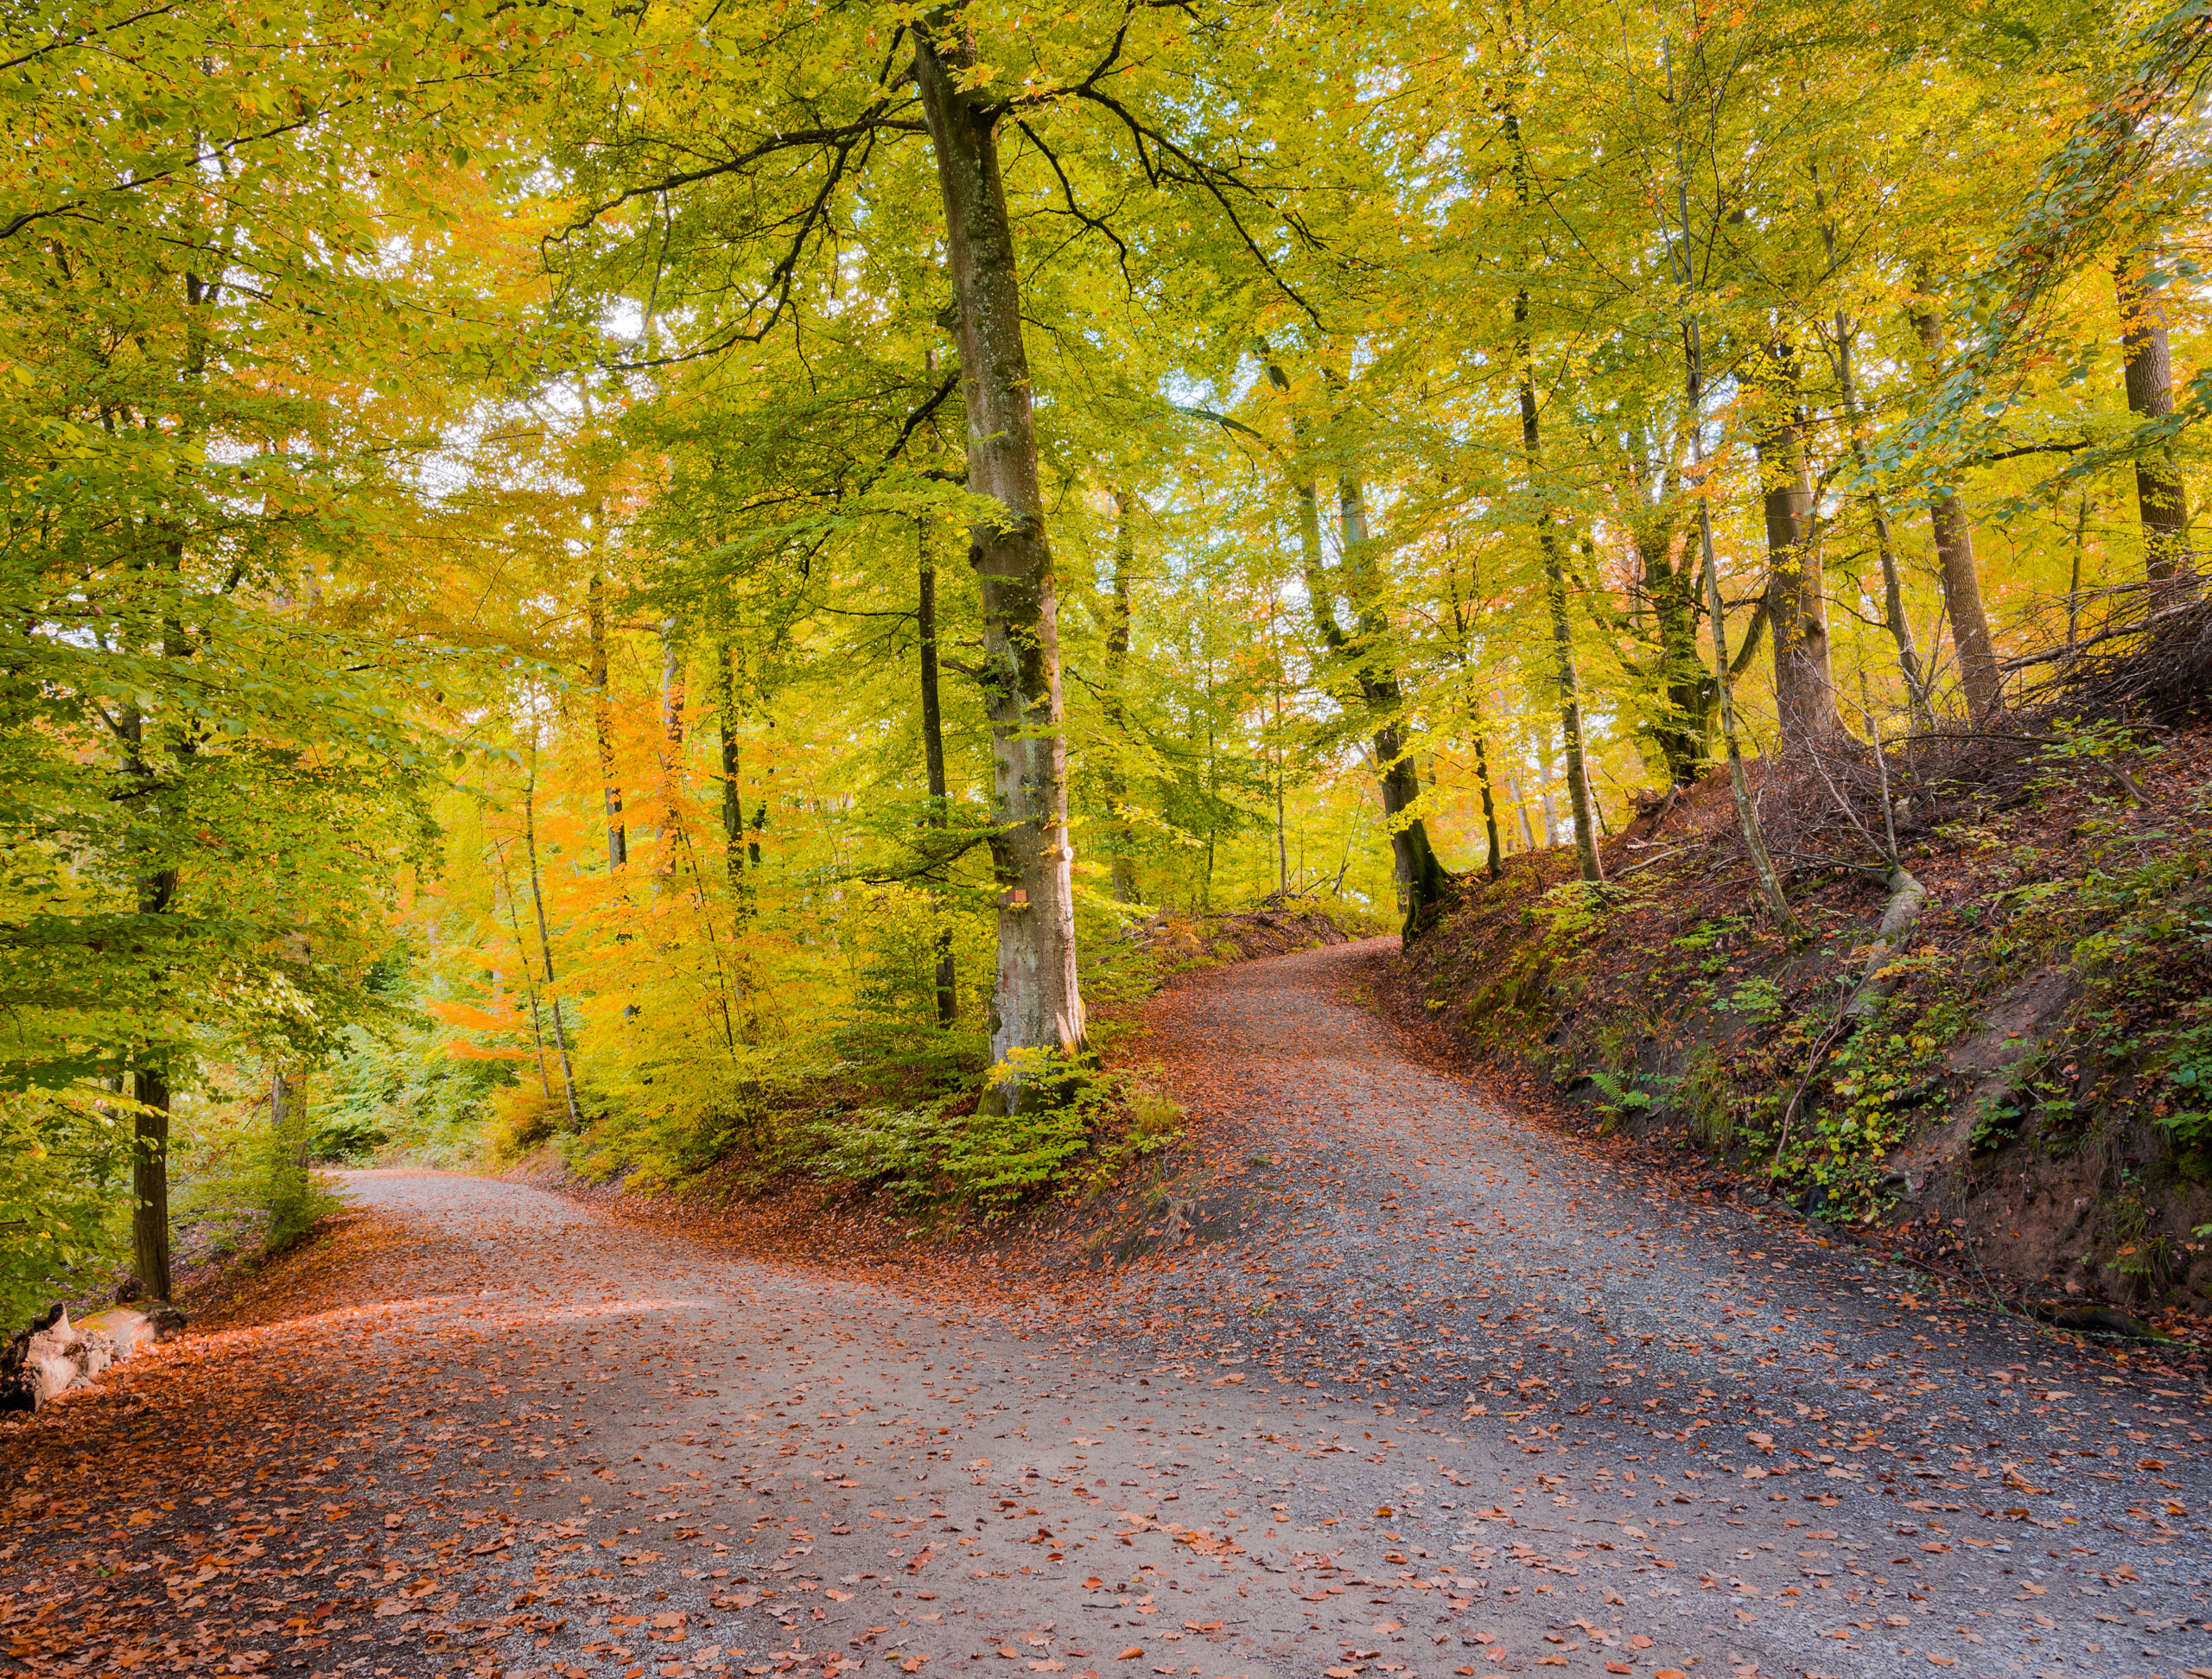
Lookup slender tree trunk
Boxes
[918,514,957,1028]
[2069,494,2092,645]
[717,640,747,900]
[493,848,554,1097]
[1338,476,1452,925]
[1504,105,1601,880]
[1533,470,1604,881]
[1535,728,1560,848]
[2116,244,2192,579]
[914,28,1085,1086]
[1868,487,1936,732]
[1834,344,1936,730]
[121,697,179,1302]
[1104,489,1140,906]
[1751,342,1840,756]
[658,620,685,875]
[1909,299,2004,723]
[1503,766,1537,851]
[1268,356,1450,933]
[1271,602,1289,897]
[1471,723,1503,881]
[524,779,583,1129]
[1688,324,1799,938]
[588,566,627,872]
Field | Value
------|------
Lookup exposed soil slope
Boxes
[1402,723,2212,1334]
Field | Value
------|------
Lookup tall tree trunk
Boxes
[130,1060,172,1302]
[1267,357,1450,934]
[1471,722,1503,881]
[588,566,627,871]
[1104,489,1140,906]
[1637,529,1714,786]
[1908,299,2004,723]
[717,640,747,900]
[1867,486,1936,733]
[1516,364,1603,881]
[1535,728,1560,847]
[914,29,1085,1087]
[1338,476,1452,927]
[1503,766,1537,851]
[918,514,957,1028]
[1751,340,1841,756]
[2116,244,2192,579]
[524,779,583,1129]
[1834,333,1936,731]
[1688,321,1798,939]
[493,846,555,1097]
[658,620,685,876]
[1504,104,1602,879]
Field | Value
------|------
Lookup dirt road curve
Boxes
[3,940,2208,1679]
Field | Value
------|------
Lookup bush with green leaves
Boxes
[806,1047,1179,1218]
[0,1090,133,1326]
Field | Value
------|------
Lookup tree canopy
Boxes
[4,0,2206,1308]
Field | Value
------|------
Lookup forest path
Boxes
[2,942,2208,1679]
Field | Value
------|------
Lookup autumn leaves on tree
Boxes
[3,0,2207,1297]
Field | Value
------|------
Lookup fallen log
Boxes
[2,1301,186,1411]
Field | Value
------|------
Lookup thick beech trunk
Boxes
[1909,302,2004,723]
[1751,343,1841,756]
[2116,245,2192,579]
[914,31,1084,1084]
[1638,526,1713,786]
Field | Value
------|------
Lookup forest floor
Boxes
[3,943,2210,1679]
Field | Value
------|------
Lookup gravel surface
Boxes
[4,938,2207,1679]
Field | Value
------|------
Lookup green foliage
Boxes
[1719,976,1788,1022]
[807,1050,1181,1219]
[173,1091,346,1259]
[0,1091,132,1324]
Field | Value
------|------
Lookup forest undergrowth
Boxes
[1402,645,2212,1339]
[482,902,1367,1275]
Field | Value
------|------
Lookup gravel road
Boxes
[3,939,2207,1679]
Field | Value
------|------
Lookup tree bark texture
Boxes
[1636,521,1713,787]
[2116,245,2191,580]
[1751,342,1841,755]
[914,29,1085,1080]
[131,1062,172,1303]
